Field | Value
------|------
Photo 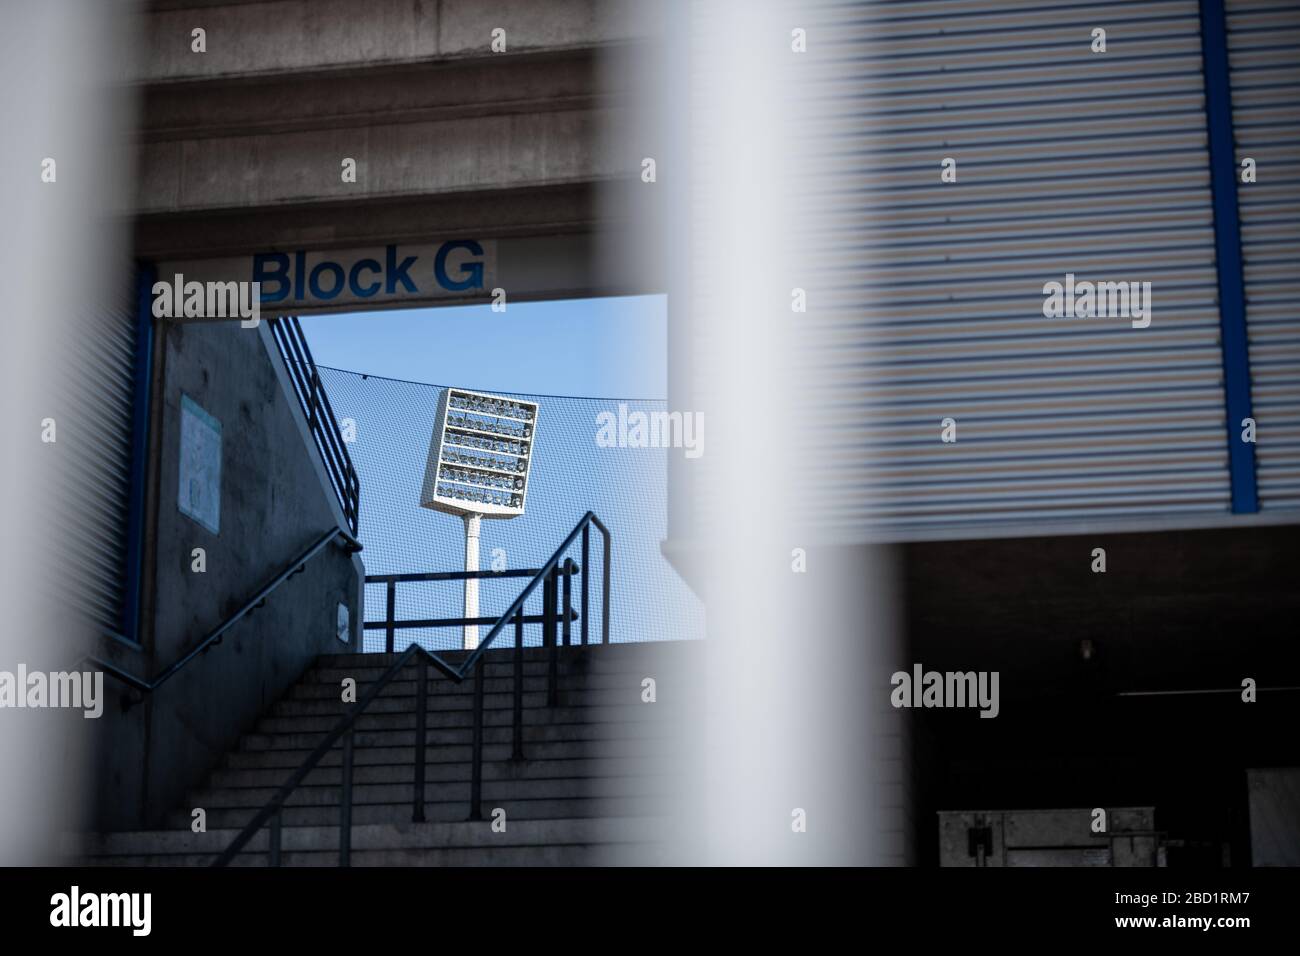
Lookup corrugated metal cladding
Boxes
[62,273,139,635]
[802,0,1233,538]
[1226,1,1300,510]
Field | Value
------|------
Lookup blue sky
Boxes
[297,294,701,648]
[299,294,667,398]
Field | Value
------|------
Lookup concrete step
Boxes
[223,736,679,771]
[79,816,669,858]
[307,655,661,678]
[268,687,690,717]
[308,653,695,682]
[187,773,678,810]
[206,755,683,789]
[318,641,699,672]
[290,671,682,700]
[238,719,679,752]
[168,794,667,829]
[253,703,682,735]
[84,843,673,867]
[85,640,701,866]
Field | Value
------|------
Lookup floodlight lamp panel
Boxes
[419,387,539,519]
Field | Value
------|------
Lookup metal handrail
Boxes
[87,526,362,705]
[465,511,610,670]
[269,316,361,536]
[212,511,611,867]
[365,566,580,653]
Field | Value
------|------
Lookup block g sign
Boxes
[252,240,496,310]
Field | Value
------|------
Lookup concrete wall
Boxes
[138,107,617,216]
[91,318,362,831]
[129,2,658,301]
[130,0,650,227]
[138,0,647,83]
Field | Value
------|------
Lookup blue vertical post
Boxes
[122,263,157,642]
[1200,0,1259,513]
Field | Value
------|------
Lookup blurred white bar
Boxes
[601,0,904,865]
[0,0,140,864]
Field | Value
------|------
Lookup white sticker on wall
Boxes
[336,603,350,644]
[178,394,222,534]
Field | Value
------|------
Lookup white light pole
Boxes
[419,388,540,649]
[462,513,481,648]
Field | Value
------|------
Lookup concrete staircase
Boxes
[77,640,700,866]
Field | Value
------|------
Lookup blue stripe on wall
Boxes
[122,262,157,643]
[1199,0,1259,513]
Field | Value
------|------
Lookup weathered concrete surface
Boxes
[90,319,362,830]
[139,0,649,83]
[137,107,620,214]
[130,4,656,289]
[142,52,609,139]
[133,1,641,218]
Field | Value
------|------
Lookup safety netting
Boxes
[316,366,706,652]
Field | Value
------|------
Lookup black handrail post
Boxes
[562,559,574,647]
[547,568,559,708]
[309,368,319,432]
[512,610,524,762]
[269,806,282,867]
[413,661,427,823]
[350,471,360,536]
[385,580,396,653]
[601,524,611,645]
[581,523,590,646]
[541,564,553,652]
[340,726,354,866]
[469,656,485,821]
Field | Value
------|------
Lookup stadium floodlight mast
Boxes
[419,387,540,649]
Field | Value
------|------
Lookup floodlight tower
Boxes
[420,388,540,649]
